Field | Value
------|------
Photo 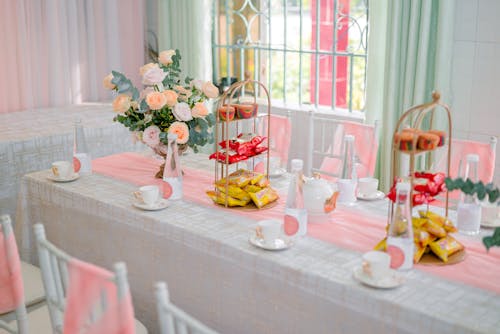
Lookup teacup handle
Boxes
[362,260,372,277]
[133,191,143,203]
[255,226,264,240]
[51,166,59,177]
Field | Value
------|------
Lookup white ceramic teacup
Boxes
[51,161,73,179]
[358,177,379,196]
[134,185,160,206]
[255,218,299,245]
[337,179,357,204]
[362,251,391,280]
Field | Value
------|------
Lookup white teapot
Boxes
[303,173,339,217]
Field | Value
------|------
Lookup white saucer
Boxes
[357,191,385,201]
[46,173,79,183]
[481,218,500,228]
[269,168,286,178]
[132,199,170,211]
[248,235,292,251]
[352,266,404,289]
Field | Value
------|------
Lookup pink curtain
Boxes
[0,224,24,314]
[258,115,292,167]
[63,258,135,334]
[0,0,145,114]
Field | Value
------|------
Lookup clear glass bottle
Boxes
[73,119,92,175]
[337,135,357,204]
[163,133,183,200]
[457,154,481,235]
[387,181,414,270]
[285,159,308,236]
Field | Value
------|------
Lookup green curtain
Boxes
[157,0,212,81]
[365,0,456,191]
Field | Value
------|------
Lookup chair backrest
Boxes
[0,214,28,334]
[33,223,136,334]
[257,113,292,169]
[432,137,497,183]
[155,282,218,334]
[310,116,380,180]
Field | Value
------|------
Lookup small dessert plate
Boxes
[481,218,500,228]
[352,266,405,289]
[269,168,287,178]
[132,199,170,211]
[47,173,80,183]
[248,235,292,251]
[357,191,385,201]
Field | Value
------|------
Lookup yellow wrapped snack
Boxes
[374,238,387,251]
[216,169,254,188]
[250,173,265,185]
[413,228,434,247]
[412,217,428,229]
[243,184,262,193]
[423,219,447,238]
[429,237,449,262]
[414,244,427,263]
[248,187,278,208]
[442,218,458,233]
[254,176,270,188]
[429,235,464,263]
[216,184,251,202]
[206,191,249,207]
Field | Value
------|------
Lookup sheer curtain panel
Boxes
[0,0,145,114]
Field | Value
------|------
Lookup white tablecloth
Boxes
[15,154,500,334]
[0,103,145,223]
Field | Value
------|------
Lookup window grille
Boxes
[211,0,369,113]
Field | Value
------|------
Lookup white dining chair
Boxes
[0,215,53,334]
[0,216,46,323]
[33,223,148,334]
[155,282,218,334]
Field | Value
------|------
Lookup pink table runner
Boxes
[93,152,500,294]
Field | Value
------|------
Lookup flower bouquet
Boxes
[104,49,219,178]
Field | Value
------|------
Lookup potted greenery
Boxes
[445,178,499,251]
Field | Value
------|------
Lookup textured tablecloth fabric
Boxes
[15,153,500,334]
[0,104,145,224]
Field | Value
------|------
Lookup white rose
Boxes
[142,67,167,85]
[172,102,193,121]
[202,81,219,98]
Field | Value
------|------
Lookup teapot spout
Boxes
[324,191,339,213]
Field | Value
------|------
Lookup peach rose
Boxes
[162,90,178,107]
[139,63,159,76]
[142,125,161,147]
[112,94,131,113]
[202,81,219,98]
[168,121,189,144]
[159,50,176,66]
[146,91,167,110]
[103,73,116,90]
[191,102,208,118]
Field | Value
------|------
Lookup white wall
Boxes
[451,0,500,185]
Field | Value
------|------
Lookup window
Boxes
[212,0,369,112]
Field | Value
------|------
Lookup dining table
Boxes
[14,151,500,334]
[0,103,145,226]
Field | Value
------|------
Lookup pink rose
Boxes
[140,87,155,100]
[103,73,116,90]
[191,102,208,118]
[168,121,189,144]
[162,90,178,107]
[142,125,161,147]
[158,50,176,66]
[112,94,131,113]
[146,91,167,110]
[142,67,167,85]
[173,102,193,121]
[202,81,219,98]
[139,63,158,76]
[190,79,203,90]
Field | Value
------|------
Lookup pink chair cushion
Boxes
[0,227,24,313]
[63,258,135,334]
[259,115,292,167]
